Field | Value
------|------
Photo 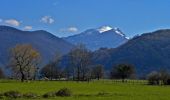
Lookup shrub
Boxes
[4,91,22,98]
[43,92,56,98]
[23,92,38,98]
[0,93,4,99]
[56,88,72,97]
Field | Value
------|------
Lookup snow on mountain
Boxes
[97,26,113,33]
[64,26,129,50]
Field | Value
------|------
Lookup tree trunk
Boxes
[77,67,80,82]
[97,74,100,80]
[21,73,25,82]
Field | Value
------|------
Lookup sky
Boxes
[0,0,170,37]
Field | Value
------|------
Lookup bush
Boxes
[0,93,4,99]
[166,79,170,85]
[43,92,56,98]
[4,91,22,98]
[56,88,72,97]
[23,92,38,98]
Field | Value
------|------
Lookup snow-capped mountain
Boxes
[64,26,129,50]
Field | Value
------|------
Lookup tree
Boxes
[9,44,40,82]
[159,69,170,85]
[110,64,135,82]
[0,68,4,78]
[40,62,61,80]
[68,44,92,81]
[147,71,160,85]
[147,70,170,85]
[40,51,62,80]
[62,66,74,80]
[91,65,104,80]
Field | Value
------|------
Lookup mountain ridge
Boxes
[0,25,74,68]
[64,26,129,50]
[92,29,170,76]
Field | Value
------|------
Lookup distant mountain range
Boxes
[64,26,129,50]
[92,29,170,76]
[0,26,74,68]
[1,25,170,77]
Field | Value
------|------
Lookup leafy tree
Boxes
[110,64,135,82]
[9,44,40,82]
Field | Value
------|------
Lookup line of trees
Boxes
[4,44,136,82]
[4,44,104,82]
[147,70,170,85]
[1,43,169,85]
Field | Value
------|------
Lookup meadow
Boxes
[0,80,169,100]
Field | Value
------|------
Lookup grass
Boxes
[0,80,169,100]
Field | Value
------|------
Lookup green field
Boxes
[0,80,169,100]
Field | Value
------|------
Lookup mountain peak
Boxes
[64,26,129,50]
[97,26,113,33]
[96,26,129,39]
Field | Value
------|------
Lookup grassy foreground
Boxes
[0,80,169,100]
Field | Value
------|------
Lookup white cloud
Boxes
[4,19,20,26]
[24,26,32,30]
[40,16,54,24]
[68,27,78,32]
[60,27,79,33]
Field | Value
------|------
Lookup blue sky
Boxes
[0,0,170,37]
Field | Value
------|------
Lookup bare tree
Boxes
[68,44,92,81]
[40,51,62,80]
[9,44,40,82]
[147,71,160,85]
[147,69,170,85]
[91,65,104,80]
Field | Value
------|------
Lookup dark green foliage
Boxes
[4,91,22,98]
[56,88,72,97]
[0,93,4,99]
[110,64,135,82]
